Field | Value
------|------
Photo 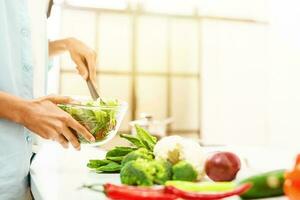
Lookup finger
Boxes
[62,126,81,150]
[86,53,97,85]
[69,99,81,105]
[74,57,88,80]
[76,65,88,80]
[46,95,73,104]
[66,116,95,142]
[40,129,58,140]
[54,134,69,149]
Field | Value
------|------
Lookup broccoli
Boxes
[152,159,172,185]
[121,148,153,166]
[172,160,198,182]
[120,159,173,186]
[120,159,155,186]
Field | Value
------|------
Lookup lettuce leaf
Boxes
[58,99,119,143]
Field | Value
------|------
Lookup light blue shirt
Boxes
[0,0,36,199]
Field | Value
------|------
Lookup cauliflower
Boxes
[153,135,205,180]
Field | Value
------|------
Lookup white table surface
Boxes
[30,142,292,200]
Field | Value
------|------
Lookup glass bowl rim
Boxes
[58,101,128,110]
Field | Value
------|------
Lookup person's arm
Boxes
[0,92,28,124]
[0,92,95,150]
[48,39,68,56]
[49,38,97,84]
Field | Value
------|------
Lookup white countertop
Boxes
[30,142,292,200]
[30,142,112,200]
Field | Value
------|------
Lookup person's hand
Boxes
[20,95,95,150]
[65,38,97,85]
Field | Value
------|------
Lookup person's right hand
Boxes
[20,95,95,150]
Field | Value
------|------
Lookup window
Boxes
[58,1,201,135]
[56,0,267,138]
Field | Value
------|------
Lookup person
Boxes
[0,0,97,199]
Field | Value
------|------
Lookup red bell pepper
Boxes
[284,154,300,200]
[103,183,177,200]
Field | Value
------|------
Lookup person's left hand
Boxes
[65,38,97,85]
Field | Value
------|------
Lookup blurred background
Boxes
[46,0,300,148]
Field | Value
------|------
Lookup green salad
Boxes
[58,99,120,143]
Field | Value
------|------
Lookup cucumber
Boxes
[239,169,285,199]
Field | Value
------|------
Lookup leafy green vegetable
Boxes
[104,146,137,163]
[119,134,144,148]
[95,161,122,172]
[58,99,120,143]
[172,160,198,182]
[119,125,157,151]
[87,159,111,169]
[87,159,121,173]
[106,146,137,158]
[135,125,157,151]
[106,156,124,163]
[121,148,154,166]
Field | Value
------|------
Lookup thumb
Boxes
[45,95,73,104]
[74,57,88,80]
[76,65,88,80]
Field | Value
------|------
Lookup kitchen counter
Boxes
[30,142,292,200]
[31,142,111,200]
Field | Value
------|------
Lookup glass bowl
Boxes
[58,99,127,146]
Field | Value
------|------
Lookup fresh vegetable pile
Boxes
[87,126,206,185]
[87,126,244,187]
[59,99,120,143]
[85,126,300,200]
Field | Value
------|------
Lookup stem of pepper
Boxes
[80,184,104,193]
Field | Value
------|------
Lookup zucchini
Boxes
[239,169,285,199]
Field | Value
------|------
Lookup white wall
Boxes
[267,0,300,147]
[201,20,269,145]
[201,0,300,148]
